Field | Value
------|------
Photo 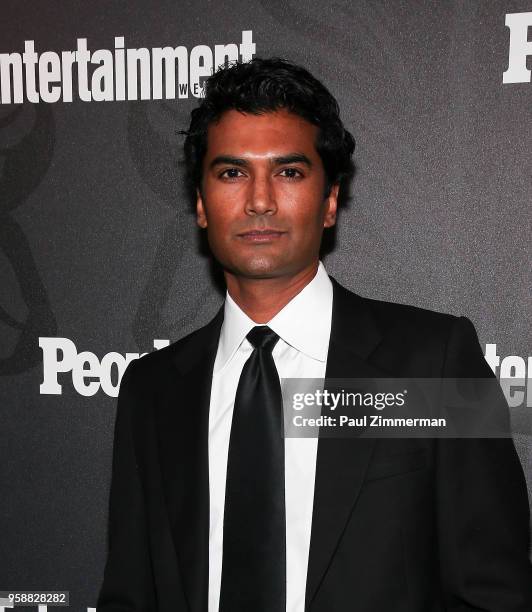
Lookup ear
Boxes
[323,183,339,228]
[196,188,208,228]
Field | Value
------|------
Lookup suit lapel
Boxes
[305,278,384,608]
[155,307,223,612]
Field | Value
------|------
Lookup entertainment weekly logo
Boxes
[38,337,532,405]
[0,31,255,104]
[503,11,532,83]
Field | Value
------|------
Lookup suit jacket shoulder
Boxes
[329,276,483,377]
[126,306,224,386]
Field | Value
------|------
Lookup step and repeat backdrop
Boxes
[1,1,531,610]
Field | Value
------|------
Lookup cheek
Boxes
[284,189,327,227]
[202,185,243,223]
[204,206,237,246]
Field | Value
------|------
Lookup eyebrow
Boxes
[209,153,313,170]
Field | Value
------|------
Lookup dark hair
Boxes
[181,57,355,202]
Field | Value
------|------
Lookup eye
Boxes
[278,167,303,180]
[219,167,245,179]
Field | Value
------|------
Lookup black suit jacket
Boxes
[97,277,532,611]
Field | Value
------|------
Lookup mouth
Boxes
[237,229,287,243]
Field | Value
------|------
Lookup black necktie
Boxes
[219,325,286,612]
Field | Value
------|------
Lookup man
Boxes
[97,58,532,611]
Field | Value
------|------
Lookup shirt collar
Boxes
[214,261,333,373]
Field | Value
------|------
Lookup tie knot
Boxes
[246,325,280,353]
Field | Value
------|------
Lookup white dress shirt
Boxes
[208,261,333,612]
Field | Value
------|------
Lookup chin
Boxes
[230,254,290,279]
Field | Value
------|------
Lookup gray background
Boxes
[1,1,531,609]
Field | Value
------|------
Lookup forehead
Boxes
[204,108,319,158]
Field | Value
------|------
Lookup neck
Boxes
[225,261,320,323]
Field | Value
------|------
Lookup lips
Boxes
[237,229,287,242]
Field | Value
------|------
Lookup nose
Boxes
[245,174,277,216]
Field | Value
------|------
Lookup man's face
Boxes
[196,108,339,280]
